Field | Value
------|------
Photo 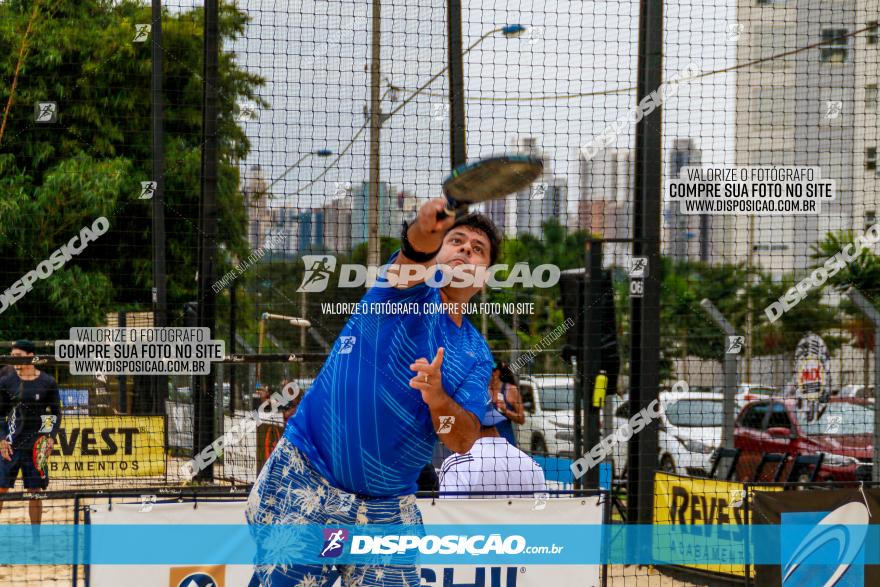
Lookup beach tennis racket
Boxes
[439,154,544,219]
[33,435,51,480]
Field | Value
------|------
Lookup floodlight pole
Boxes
[447,0,467,167]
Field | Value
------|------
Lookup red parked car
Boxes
[733,398,874,483]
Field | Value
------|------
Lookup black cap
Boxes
[12,340,36,354]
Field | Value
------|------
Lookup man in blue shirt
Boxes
[247,198,500,586]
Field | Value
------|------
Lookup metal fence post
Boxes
[151,0,167,416]
[194,0,220,482]
[628,0,663,525]
[699,298,738,450]
[583,240,603,489]
[447,0,467,167]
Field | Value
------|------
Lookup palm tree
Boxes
[812,229,880,385]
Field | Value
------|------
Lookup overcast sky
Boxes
[170,0,737,213]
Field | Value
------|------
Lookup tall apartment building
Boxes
[390,190,419,235]
[350,182,393,247]
[724,1,878,275]
[577,147,634,268]
[853,9,880,233]
[484,137,567,239]
[242,164,272,251]
[322,195,353,253]
[272,208,324,255]
[665,138,706,262]
[271,207,298,256]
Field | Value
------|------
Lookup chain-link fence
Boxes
[1,0,879,585]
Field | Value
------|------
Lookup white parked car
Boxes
[612,390,724,477]
[515,377,723,479]
[734,383,780,408]
[838,384,875,400]
[515,375,575,457]
[657,390,724,476]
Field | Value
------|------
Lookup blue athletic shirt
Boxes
[284,252,493,497]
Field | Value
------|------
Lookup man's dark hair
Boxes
[12,339,36,354]
[449,212,501,265]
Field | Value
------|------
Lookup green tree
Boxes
[0,0,264,340]
[812,229,880,303]
[750,273,843,356]
[488,219,591,369]
[811,229,880,383]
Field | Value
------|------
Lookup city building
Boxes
[350,182,392,247]
[298,209,324,252]
[391,190,419,235]
[242,164,272,251]
[483,137,567,239]
[724,1,878,275]
[484,197,514,237]
[853,9,880,233]
[349,183,419,247]
[321,195,353,253]
[271,207,325,255]
[665,138,706,262]
[270,207,299,256]
[514,137,567,238]
[576,147,634,268]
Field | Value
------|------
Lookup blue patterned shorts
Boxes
[245,437,424,587]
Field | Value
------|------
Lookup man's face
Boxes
[10,348,30,374]
[435,226,492,296]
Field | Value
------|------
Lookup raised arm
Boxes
[503,384,526,425]
[387,198,456,289]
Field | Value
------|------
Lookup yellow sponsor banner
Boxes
[653,471,781,577]
[48,416,165,478]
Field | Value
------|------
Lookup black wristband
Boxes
[400,221,442,262]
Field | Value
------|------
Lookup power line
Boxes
[291,29,507,197]
[393,23,879,103]
[289,23,878,197]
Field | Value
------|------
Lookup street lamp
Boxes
[293,24,529,204]
[266,149,333,194]
[378,24,528,125]
[365,23,528,266]
[256,312,312,381]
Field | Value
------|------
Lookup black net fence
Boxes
[1,0,879,585]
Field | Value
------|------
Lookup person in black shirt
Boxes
[0,340,62,528]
